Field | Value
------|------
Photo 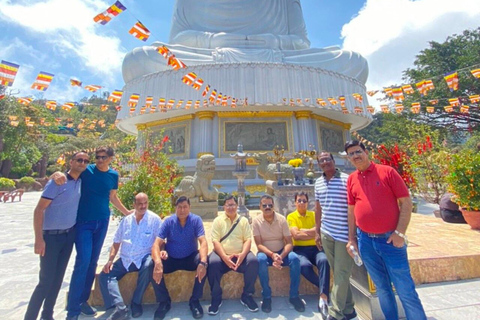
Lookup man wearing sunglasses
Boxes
[25,151,89,320]
[345,140,426,320]
[252,195,304,313]
[287,192,330,319]
[315,151,356,320]
[52,146,131,320]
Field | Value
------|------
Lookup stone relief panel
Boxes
[151,121,191,157]
[318,125,345,153]
[223,121,289,152]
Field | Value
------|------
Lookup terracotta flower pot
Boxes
[460,209,480,230]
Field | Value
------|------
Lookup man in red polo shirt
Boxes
[344,140,426,320]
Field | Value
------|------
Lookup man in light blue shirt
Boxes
[100,193,162,320]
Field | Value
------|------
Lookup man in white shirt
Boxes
[99,193,162,320]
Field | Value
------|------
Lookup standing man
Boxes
[315,152,356,320]
[287,192,330,318]
[100,193,162,320]
[345,140,426,320]
[207,195,259,315]
[24,151,89,320]
[54,146,132,320]
[152,196,208,320]
[253,195,304,313]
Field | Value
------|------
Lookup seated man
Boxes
[152,196,208,320]
[287,192,331,319]
[439,192,466,224]
[99,193,162,320]
[253,195,304,313]
[207,195,259,315]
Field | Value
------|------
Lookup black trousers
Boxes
[24,229,75,320]
[440,209,467,224]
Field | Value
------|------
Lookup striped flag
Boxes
[194,100,200,109]
[448,98,460,107]
[429,99,438,105]
[231,98,237,108]
[469,95,480,103]
[70,79,82,87]
[444,105,454,113]
[182,72,197,86]
[411,102,421,114]
[380,105,390,113]
[149,105,156,113]
[352,93,363,103]
[175,100,184,109]
[392,87,404,101]
[31,71,54,91]
[366,106,375,114]
[383,88,393,97]
[167,99,175,109]
[139,106,146,115]
[471,68,480,79]
[203,100,208,108]
[426,106,435,113]
[93,1,126,25]
[460,105,469,113]
[367,90,378,97]
[17,97,33,105]
[401,84,415,95]
[108,90,123,103]
[85,84,102,92]
[129,21,150,41]
[158,98,166,108]
[209,89,217,103]
[316,98,327,106]
[128,94,140,107]
[327,97,338,105]
[338,96,346,107]
[395,104,404,113]
[115,105,122,111]
[62,102,74,111]
[145,96,153,107]
[192,78,204,90]
[444,72,459,91]
[0,60,20,87]
[167,56,187,70]
[354,106,363,114]
[185,100,192,109]
[156,46,172,59]
[100,104,109,111]
[202,85,210,97]
[46,101,57,110]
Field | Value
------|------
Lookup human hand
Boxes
[153,262,164,284]
[196,263,207,282]
[387,233,406,248]
[223,254,238,270]
[346,240,358,259]
[50,172,66,185]
[160,250,168,260]
[34,238,46,256]
[234,253,246,270]
[315,234,323,250]
[103,261,113,273]
[246,34,279,49]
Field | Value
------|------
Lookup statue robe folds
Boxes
[122,0,368,84]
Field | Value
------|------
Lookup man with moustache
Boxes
[315,151,356,320]
[25,151,89,320]
[207,195,259,315]
[345,140,426,320]
[152,196,208,320]
[253,195,304,313]
[99,193,162,320]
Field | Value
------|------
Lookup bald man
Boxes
[99,193,163,320]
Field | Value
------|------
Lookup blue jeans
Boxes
[357,229,427,320]
[67,219,109,317]
[99,255,157,309]
[294,246,330,299]
[257,250,300,299]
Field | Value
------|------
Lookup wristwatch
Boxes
[394,230,408,245]
[199,261,208,268]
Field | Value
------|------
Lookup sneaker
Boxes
[240,294,259,312]
[80,302,97,316]
[289,297,305,312]
[207,300,222,315]
[261,298,272,313]
[130,301,143,318]
[189,299,204,319]
[345,309,358,320]
[318,298,328,320]
[65,316,78,320]
[107,307,129,320]
[154,301,171,320]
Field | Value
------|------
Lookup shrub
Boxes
[0,177,16,191]
[447,150,480,211]
[19,176,36,185]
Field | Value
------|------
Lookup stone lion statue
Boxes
[174,154,219,202]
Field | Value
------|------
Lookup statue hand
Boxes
[210,32,248,48]
[246,34,279,49]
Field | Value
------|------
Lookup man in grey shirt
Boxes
[24,151,89,320]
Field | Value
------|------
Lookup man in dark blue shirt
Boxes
[152,196,208,320]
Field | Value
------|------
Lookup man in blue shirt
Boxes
[53,146,132,320]
[152,196,208,320]
[100,193,163,320]
[24,151,89,320]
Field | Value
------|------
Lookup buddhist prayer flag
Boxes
[202,85,210,97]
[93,1,126,25]
[448,98,460,107]
[108,90,123,103]
[193,78,204,90]
[31,71,54,91]
[0,60,20,87]
[129,21,150,41]
[411,102,421,114]
[444,72,459,91]
[392,87,404,101]
[221,96,228,106]
[395,104,404,113]
[128,93,139,107]
[383,88,393,97]
[149,105,156,113]
[17,97,33,105]
[62,102,74,111]
[231,98,237,108]
[156,46,172,59]
[145,96,153,107]
[175,100,184,109]
[469,95,480,103]
[380,105,390,113]
[338,96,346,107]
[194,100,200,109]
[429,99,438,105]
[100,104,109,111]
[167,99,174,109]
[316,98,327,106]
[327,97,338,105]
[401,84,414,95]
[115,105,122,111]
[139,106,146,115]
[471,68,480,79]
[158,98,166,108]
[185,100,192,109]
[129,106,136,114]
[352,93,363,103]
[416,80,428,96]
[209,89,217,103]
[367,90,378,97]
[45,101,57,110]
[354,106,363,114]
[460,105,469,113]
[182,72,197,86]
[367,106,375,114]
[85,84,102,92]
[70,79,82,87]
[167,56,187,70]
[444,105,454,113]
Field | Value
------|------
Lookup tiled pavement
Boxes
[1,192,479,319]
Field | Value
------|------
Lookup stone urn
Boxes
[293,167,305,185]
[461,209,480,230]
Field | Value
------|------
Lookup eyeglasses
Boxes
[318,158,332,163]
[347,150,364,157]
[75,158,90,164]
[296,199,308,203]
[262,204,274,208]
[95,155,109,160]
[225,204,237,208]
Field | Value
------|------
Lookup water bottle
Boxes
[350,245,363,266]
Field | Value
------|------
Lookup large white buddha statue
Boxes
[122,0,368,84]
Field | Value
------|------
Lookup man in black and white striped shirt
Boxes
[315,151,357,320]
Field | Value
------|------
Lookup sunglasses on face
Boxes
[75,158,90,164]
[347,150,363,157]
[262,204,273,208]
[95,155,109,160]
[296,199,308,203]
[318,158,332,163]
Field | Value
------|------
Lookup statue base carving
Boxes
[190,201,218,219]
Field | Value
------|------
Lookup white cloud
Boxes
[0,0,126,81]
[341,0,480,102]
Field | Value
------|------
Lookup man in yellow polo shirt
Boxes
[207,195,259,315]
[287,191,330,320]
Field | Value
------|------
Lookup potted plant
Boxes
[288,158,304,185]
[446,150,480,229]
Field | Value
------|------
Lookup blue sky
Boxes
[1,0,479,106]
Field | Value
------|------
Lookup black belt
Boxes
[361,230,392,238]
[43,226,74,235]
